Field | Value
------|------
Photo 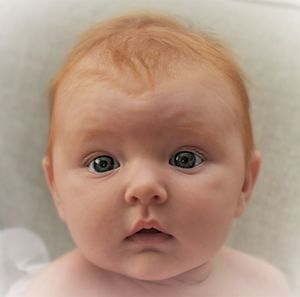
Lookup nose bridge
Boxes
[124,157,168,206]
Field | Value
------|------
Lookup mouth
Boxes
[125,227,165,239]
[125,228,174,244]
[125,220,174,245]
[130,227,163,236]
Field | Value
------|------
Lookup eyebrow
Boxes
[65,122,217,145]
[65,128,119,143]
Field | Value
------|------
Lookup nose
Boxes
[124,161,168,206]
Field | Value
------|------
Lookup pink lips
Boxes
[127,232,173,244]
[125,219,174,244]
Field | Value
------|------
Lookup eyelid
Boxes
[82,147,208,167]
[82,151,114,167]
[174,147,207,160]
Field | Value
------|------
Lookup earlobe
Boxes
[234,150,262,218]
[42,156,66,222]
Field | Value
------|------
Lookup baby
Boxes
[26,11,291,297]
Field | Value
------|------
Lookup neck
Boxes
[79,249,219,296]
[115,256,218,297]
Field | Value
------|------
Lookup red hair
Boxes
[46,10,255,167]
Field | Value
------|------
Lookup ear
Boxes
[42,156,66,222]
[234,150,262,218]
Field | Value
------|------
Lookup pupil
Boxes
[181,156,188,163]
[94,156,113,171]
[176,152,196,168]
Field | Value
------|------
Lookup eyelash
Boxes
[84,149,207,174]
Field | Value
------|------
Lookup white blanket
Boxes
[0,228,49,297]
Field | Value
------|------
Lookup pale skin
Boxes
[26,67,291,296]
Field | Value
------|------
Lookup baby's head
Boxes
[42,11,261,281]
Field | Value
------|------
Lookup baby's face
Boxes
[46,73,252,281]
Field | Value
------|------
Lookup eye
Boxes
[169,150,206,169]
[87,155,120,174]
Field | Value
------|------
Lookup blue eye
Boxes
[87,150,205,174]
[88,155,120,173]
[169,151,206,169]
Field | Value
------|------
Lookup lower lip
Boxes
[125,233,174,245]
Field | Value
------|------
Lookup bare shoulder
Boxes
[24,249,109,297]
[219,246,291,297]
[25,249,78,297]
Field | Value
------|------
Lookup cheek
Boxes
[58,180,124,260]
[172,168,242,240]
[54,169,122,239]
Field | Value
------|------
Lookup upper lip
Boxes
[126,219,171,239]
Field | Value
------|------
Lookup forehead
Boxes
[53,73,239,143]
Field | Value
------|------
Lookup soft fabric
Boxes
[0,228,48,296]
[0,0,299,295]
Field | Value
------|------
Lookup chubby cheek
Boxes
[173,170,241,253]
[55,171,123,252]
